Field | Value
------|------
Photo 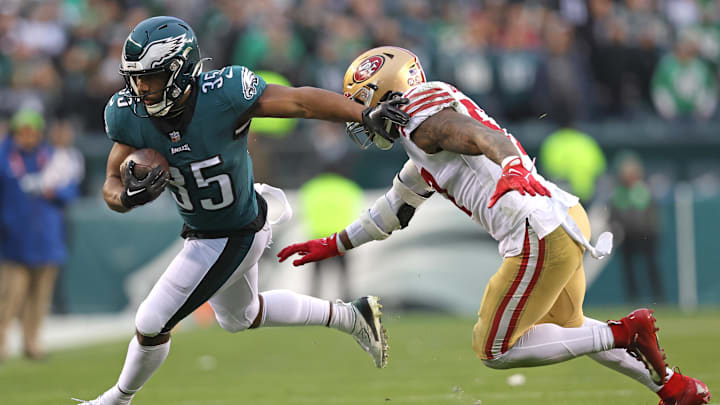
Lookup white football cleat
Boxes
[344,295,388,368]
[72,385,132,405]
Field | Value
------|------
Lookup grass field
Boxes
[1,308,717,405]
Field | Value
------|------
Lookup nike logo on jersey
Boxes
[170,144,191,155]
[126,187,146,197]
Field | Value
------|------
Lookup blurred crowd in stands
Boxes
[1,0,718,136]
[2,0,716,320]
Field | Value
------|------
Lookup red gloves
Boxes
[277,233,343,266]
[488,156,551,208]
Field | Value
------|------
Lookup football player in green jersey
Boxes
[76,16,405,405]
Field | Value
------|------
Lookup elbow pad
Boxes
[360,172,433,237]
[347,160,434,248]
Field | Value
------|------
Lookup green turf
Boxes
[1,308,717,405]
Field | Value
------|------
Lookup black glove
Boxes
[120,161,170,209]
[361,94,410,142]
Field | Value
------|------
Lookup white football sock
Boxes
[259,290,356,333]
[116,336,170,396]
[260,290,328,326]
[483,321,614,369]
[327,300,357,334]
[583,317,664,392]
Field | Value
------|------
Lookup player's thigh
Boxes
[208,264,259,332]
[208,225,272,332]
[473,222,583,360]
[135,231,258,336]
[538,204,591,327]
[537,263,586,327]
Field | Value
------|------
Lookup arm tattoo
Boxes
[412,109,518,165]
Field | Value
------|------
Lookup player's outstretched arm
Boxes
[251,84,365,122]
[278,160,433,267]
[250,84,409,130]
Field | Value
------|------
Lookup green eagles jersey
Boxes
[104,65,267,232]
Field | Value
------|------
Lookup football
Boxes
[120,148,169,183]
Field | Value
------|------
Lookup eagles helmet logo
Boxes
[122,34,187,72]
[353,55,385,83]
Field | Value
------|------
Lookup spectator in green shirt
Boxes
[651,30,717,120]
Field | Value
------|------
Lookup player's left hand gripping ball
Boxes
[361,95,410,141]
[488,156,551,208]
[277,233,343,266]
[120,162,170,209]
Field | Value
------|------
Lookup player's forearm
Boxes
[445,121,518,165]
[338,230,355,250]
[293,87,364,122]
[103,176,130,213]
[421,110,517,164]
[339,168,433,251]
[468,127,520,166]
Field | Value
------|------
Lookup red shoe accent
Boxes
[609,309,667,385]
[658,370,711,405]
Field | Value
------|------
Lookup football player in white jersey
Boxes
[278,47,710,405]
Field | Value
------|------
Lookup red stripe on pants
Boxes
[484,226,531,359]
[500,235,546,353]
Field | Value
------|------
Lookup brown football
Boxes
[120,148,169,184]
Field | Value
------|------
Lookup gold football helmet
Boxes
[343,46,426,149]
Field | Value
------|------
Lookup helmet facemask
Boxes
[121,51,201,118]
[345,86,397,150]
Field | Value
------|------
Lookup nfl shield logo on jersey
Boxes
[168,130,181,142]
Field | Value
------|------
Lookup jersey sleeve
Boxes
[103,92,145,148]
[219,65,267,117]
[398,81,460,136]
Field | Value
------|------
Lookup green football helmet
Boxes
[119,16,203,117]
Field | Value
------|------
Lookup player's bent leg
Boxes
[251,290,388,368]
[207,226,269,333]
[207,224,387,367]
[78,234,258,404]
[474,221,583,361]
[481,321,614,369]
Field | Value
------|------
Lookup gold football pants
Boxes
[473,204,591,360]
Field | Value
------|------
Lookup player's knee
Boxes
[135,303,166,337]
[481,357,512,370]
[216,317,252,333]
[215,299,259,333]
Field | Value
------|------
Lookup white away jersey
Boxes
[395,81,579,257]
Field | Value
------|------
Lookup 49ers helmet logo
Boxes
[353,55,385,83]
